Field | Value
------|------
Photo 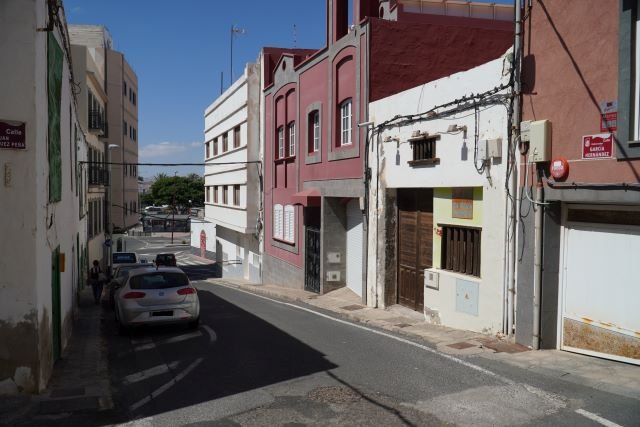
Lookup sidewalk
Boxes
[0,287,112,426]
[208,278,640,401]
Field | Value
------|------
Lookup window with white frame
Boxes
[288,122,296,157]
[308,110,320,153]
[340,99,352,146]
[284,205,295,243]
[278,127,284,159]
[273,204,283,239]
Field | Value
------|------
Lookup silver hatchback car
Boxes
[114,267,200,333]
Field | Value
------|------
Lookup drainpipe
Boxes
[505,0,523,337]
[532,170,544,349]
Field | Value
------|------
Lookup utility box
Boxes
[326,271,341,282]
[327,252,341,263]
[424,269,439,290]
[487,138,502,159]
[528,120,551,162]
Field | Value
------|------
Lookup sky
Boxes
[65,0,514,180]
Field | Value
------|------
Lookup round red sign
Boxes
[550,157,569,180]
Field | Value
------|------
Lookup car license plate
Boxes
[152,311,173,317]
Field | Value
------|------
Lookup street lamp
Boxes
[171,171,178,244]
[107,144,119,271]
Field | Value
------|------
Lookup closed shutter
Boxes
[273,205,283,239]
[284,205,295,242]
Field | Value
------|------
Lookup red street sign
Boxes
[0,121,26,149]
[582,133,613,160]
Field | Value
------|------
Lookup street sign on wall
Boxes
[582,133,613,160]
[0,120,26,149]
[600,101,617,132]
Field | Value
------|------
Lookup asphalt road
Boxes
[84,236,640,426]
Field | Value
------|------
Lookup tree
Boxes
[143,174,204,209]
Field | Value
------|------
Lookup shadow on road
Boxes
[179,263,221,280]
[106,289,338,421]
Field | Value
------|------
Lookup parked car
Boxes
[105,263,154,308]
[114,267,200,333]
[154,253,177,267]
[112,252,138,268]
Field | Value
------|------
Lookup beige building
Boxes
[107,50,139,231]
[69,26,110,269]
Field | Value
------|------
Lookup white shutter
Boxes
[273,204,283,239]
[284,205,295,242]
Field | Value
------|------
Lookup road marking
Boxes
[123,361,180,385]
[115,416,154,427]
[129,357,204,412]
[202,325,217,343]
[161,330,202,344]
[575,409,623,427]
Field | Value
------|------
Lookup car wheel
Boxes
[187,317,200,330]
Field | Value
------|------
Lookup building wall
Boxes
[203,64,261,282]
[107,49,139,231]
[0,0,86,394]
[367,52,511,333]
[516,0,640,349]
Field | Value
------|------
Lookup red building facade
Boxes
[262,0,513,299]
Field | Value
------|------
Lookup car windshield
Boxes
[129,272,189,290]
[113,253,136,263]
[157,255,174,261]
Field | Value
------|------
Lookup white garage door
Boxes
[561,223,640,365]
[346,199,363,297]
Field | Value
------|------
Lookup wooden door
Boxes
[397,189,433,311]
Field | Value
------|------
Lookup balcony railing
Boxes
[88,165,110,186]
[88,109,105,133]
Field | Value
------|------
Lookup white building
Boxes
[0,0,88,394]
[367,51,512,335]
[202,63,262,283]
[70,27,111,270]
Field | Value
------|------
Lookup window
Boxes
[123,81,127,96]
[277,127,284,159]
[340,99,352,146]
[288,122,296,157]
[205,141,210,158]
[213,185,218,203]
[409,135,439,166]
[132,91,136,106]
[205,186,209,203]
[284,205,295,242]
[222,133,228,152]
[223,186,228,204]
[123,120,127,136]
[233,126,241,148]
[129,125,132,139]
[309,111,320,152]
[233,185,240,206]
[129,87,132,102]
[273,204,283,240]
[441,225,481,277]
[213,138,218,156]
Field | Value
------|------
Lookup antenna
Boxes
[293,24,297,48]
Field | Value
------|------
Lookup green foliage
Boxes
[144,174,204,208]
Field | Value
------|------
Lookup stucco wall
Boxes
[0,0,86,394]
[368,52,511,333]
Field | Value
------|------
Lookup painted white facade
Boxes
[0,0,88,394]
[201,63,262,283]
[190,219,216,254]
[367,51,512,334]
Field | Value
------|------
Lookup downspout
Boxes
[505,0,523,337]
[532,170,544,349]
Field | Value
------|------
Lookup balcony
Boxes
[88,165,110,186]
[88,109,105,134]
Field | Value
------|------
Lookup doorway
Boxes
[397,189,433,311]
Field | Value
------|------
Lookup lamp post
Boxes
[171,171,177,244]
[107,144,119,272]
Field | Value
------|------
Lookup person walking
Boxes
[89,260,104,305]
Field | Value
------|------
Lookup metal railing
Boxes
[88,166,110,186]
[88,109,105,132]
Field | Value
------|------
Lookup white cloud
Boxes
[139,141,201,159]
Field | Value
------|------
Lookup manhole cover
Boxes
[447,341,476,350]
[308,386,361,404]
[340,305,364,311]
[395,323,413,328]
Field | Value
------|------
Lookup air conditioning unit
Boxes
[425,269,439,290]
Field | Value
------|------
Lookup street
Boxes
[31,236,626,426]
